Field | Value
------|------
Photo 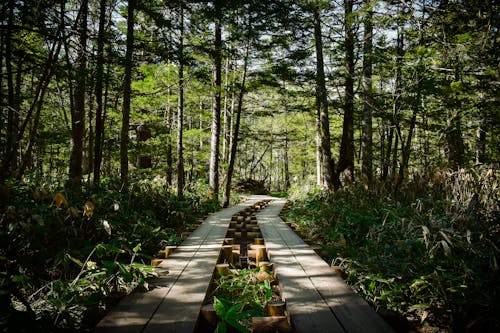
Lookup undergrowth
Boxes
[284,166,500,332]
[0,175,220,332]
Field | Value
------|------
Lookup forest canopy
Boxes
[0,0,499,332]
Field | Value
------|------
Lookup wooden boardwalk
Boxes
[95,195,394,333]
[94,197,263,333]
[256,199,395,333]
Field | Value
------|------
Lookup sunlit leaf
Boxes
[53,192,68,208]
[83,200,95,219]
[86,261,97,270]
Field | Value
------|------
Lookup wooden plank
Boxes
[256,199,395,333]
[94,198,262,333]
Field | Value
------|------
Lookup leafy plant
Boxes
[285,167,500,331]
[210,267,274,332]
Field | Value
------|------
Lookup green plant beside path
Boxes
[284,167,500,332]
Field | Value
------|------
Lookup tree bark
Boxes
[361,0,373,186]
[5,0,17,177]
[177,3,185,197]
[336,0,355,186]
[120,0,134,191]
[67,0,88,191]
[209,0,222,201]
[93,0,107,188]
[223,36,249,208]
[313,5,335,191]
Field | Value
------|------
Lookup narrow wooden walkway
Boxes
[95,195,394,333]
[94,197,263,333]
[256,199,394,333]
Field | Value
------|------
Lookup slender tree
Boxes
[93,0,107,188]
[313,4,335,190]
[209,0,223,201]
[361,0,373,186]
[177,3,185,197]
[336,0,355,185]
[120,0,135,191]
[68,0,89,190]
[223,13,250,208]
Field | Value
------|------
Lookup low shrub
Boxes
[285,166,500,332]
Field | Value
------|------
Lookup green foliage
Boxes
[0,176,221,331]
[285,167,500,331]
[211,267,273,332]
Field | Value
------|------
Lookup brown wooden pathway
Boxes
[95,195,394,333]
[94,197,263,333]
[256,198,395,333]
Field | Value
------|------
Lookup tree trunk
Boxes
[383,27,403,181]
[68,0,88,191]
[5,0,16,177]
[209,0,222,201]
[166,85,173,185]
[222,57,232,164]
[93,0,107,188]
[120,0,134,191]
[177,3,185,197]
[336,0,355,185]
[361,0,373,186]
[223,36,249,208]
[313,5,335,191]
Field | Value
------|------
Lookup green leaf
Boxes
[133,243,142,253]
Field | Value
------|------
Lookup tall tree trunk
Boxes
[0,12,4,152]
[177,3,185,197]
[120,0,134,191]
[284,130,290,189]
[384,26,403,181]
[93,0,106,188]
[209,0,222,201]
[163,8,174,186]
[166,85,173,185]
[222,57,232,164]
[445,61,465,169]
[336,0,355,185]
[361,0,373,186]
[68,0,88,190]
[5,0,16,177]
[223,37,249,208]
[313,5,335,191]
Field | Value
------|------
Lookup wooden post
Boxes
[221,245,233,264]
[267,300,286,316]
[215,263,230,276]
